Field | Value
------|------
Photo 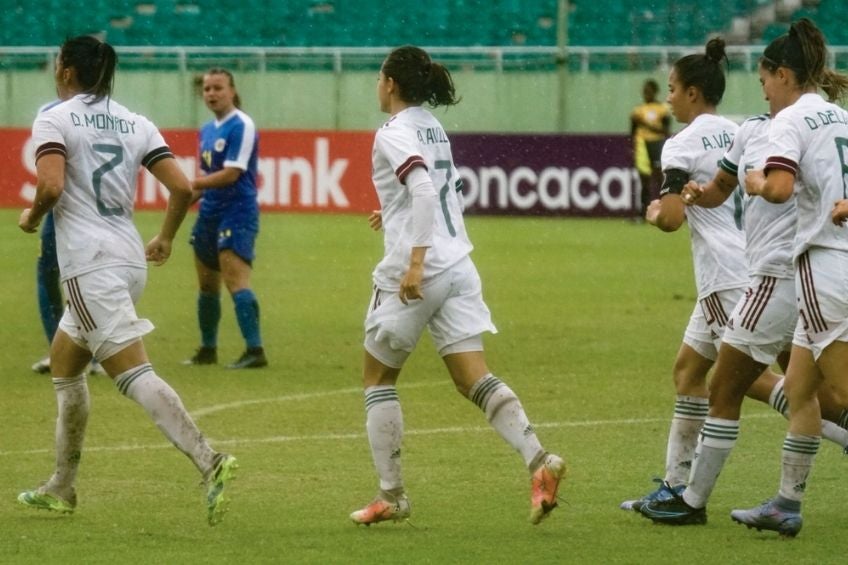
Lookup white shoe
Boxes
[31,355,51,374]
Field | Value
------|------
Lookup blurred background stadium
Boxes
[0,0,845,132]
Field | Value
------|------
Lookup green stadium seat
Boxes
[1,0,845,48]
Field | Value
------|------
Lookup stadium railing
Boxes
[2,45,847,73]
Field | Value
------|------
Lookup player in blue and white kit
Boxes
[623,38,792,513]
[184,68,267,369]
[16,36,237,525]
[349,46,564,526]
[730,19,848,537]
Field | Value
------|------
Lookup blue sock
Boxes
[232,289,262,349]
[198,292,221,348]
[36,247,63,343]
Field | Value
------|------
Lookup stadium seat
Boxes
[0,0,842,48]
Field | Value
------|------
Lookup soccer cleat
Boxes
[350,495,411,526]
[183,346,218,366]
[226,347,268,369]
[31,355,51,374]
[636,483,706,525]
[621,478,685,511]
[529,453,566,524]
[206,454,238,526]
[18,487,77,514]
[730,498,802,538]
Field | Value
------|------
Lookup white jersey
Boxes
[371,106,472,290]
[31,94,172,280]
[662,113,748,298]
[719,114,795,278]
[765,93,848,256]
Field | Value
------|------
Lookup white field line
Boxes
[0,383,778,457]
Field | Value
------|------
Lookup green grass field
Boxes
[1,209,846,564]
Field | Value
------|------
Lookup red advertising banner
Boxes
[1,129,638,216]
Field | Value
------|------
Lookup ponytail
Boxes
[762,18,848,103]
[382,45,460,108]
[59,35,117,104]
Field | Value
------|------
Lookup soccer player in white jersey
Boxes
[16,36,237,526]
[622,38,792,513]
[349,46,564,526]
[729,19,848,537]
[639,93,848,525]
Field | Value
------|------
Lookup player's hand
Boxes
[145,235,172,266]
[744,169,766,196]
[832,199,848,226]
[680,181,703,206]
[398,263,424,305]
[368,210,383,231]
[18,208,39,233]
[644,199,662,226]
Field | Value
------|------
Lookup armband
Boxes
[659,168,690,196]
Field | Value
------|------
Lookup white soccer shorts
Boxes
[58,266,154,361]
[791,248,848,360]
[683,287,744,361]
[364,256,498,368]
[722,275,795,365]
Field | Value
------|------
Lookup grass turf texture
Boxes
[1,209,847,564]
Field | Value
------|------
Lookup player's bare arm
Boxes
[192,166,241,191]
[146,157,193,265]
[647,194,685,232]
[20,153,65,233]
[682,168,737,208]
[745,168,793,203]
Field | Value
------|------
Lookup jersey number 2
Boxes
[92,143,124,217]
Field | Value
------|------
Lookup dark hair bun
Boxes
[705,37,727,64]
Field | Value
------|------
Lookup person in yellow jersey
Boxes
[630,79,671,217]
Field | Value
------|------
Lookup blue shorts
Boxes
[190,207,259,271]
[40,211,58,268]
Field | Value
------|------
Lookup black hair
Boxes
[762,18,848,102]
[672,37,728,106]
[381,45,460,108]
[204,67,242,109]
[59,35,117,104]
[644,79,659,93]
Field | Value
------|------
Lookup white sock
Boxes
[665,395,708,487]
[364,386,404,492]
[769,378,845,447]
[683,417,738,509]
[115,364,216,476]
[768,378,789,416]
[778,433,820,503]
[468,374,544,469]
[838,409,848,431]
[44,374,90,496]
[821,420,848,449]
